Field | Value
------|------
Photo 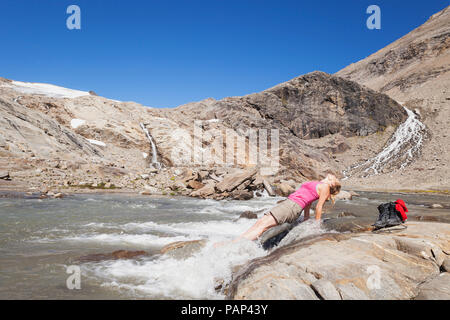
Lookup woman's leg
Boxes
[235,214,278,241]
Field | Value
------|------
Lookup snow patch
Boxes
[3,81,89,99]
[87,139,106,147]
[70,119,86,129]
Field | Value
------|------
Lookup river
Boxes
[0,191,448,299]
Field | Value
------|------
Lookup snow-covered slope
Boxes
[1,80,89,99]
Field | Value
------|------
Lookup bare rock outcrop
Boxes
[227,222,450,300]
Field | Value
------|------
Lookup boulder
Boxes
[430,204,444,209]
[216,167,258,193]
[160,240,206,259]
[275,182,294,197]
[263,179,275,196]
[190,182,216,198]
[0,171,10,180]
[170,181,186,191]
[228,222,450,300]
[239,211,258,220]
[187,180,205,190]
[198,170,209,180]
[335,190,353,201]
[230,190,254,200]
[442,257,450,272]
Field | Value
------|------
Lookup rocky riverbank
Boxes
[226,221,450,300]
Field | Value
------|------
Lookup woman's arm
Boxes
[315,185,330,221]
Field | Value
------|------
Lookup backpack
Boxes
[373,199,408,230]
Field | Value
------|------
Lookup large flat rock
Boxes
[228,222,450,300]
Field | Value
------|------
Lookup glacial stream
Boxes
[0,192,449,299]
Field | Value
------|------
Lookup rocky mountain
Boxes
[337,5,450,191]
[0,71,405,197]
[0,6,448,196]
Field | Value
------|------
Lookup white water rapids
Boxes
[345,106,426,177]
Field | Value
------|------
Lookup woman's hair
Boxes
[325,174,341,205]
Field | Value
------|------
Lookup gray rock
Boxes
[415,273,450,300]
[216,167,258,193]
[190,182,216,198]
[336,283,369,300]
[0,171,10,180]
[275,182,295,197]
[311,279,342,300]
[239,211,258,220]
[263,179,275,196]
[335,190,352,200]
[228,222,449,300]
[442,257,450,272]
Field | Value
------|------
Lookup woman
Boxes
[235,174,341,241]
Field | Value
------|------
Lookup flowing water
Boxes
[344,106,426,178]
[0,192,448,300]
[140,123,160,168]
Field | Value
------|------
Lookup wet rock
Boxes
[77,250,147,263]
[53,192,64,199]
[160,240,206,259]
[349,191,360,197]
[141,185,159,195]
[216,167,258,193]
[323,216,375,233]
[335,190,352,200]
[230,190,254,200]
[337,211,356,218]
[239,211,258,220]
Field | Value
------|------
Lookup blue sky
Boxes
[0,0,448,107]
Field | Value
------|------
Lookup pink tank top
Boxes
[288,181,323,208]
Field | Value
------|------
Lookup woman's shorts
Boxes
[266,199,303,225]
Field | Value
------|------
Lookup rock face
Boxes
[227,222,450,300]
[337,6,450,191]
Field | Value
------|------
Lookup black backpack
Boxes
[373,202,403,230]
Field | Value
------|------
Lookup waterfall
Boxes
[140,123,161,169]
[344,106,426,178]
